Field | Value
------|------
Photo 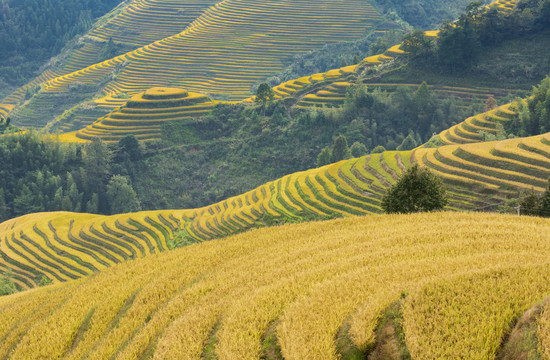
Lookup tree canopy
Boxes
[382,164,448,213]
[255,83,275,108]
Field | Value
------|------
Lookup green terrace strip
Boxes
[3,126,550,288]
[59,87,216,142]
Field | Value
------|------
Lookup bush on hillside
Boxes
[382,164,448,213]
[0,271,17,296]
[521,179,550,217]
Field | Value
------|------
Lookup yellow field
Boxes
[436,101,522,145]
[1,212,550,359]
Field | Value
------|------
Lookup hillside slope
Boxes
[1,212,550,359]
[4,0,382,128]
[260,0,547,114]
[0,0,219,111]
[2,108,550,288]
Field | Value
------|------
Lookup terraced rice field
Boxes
[265,0,520,110]
[88,0,219,47]
[4,127,550,287]
[0,0,219,115]
[0,104,15,120]
[413,132,550,208]
[2,42,123,110]
[488,0,518,13]
[36,0,381,103]
[436,101,521,145]
[296,81,352,108]
[1,212,550,359]
[61,87,216,142]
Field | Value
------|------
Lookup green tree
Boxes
[331,135,351,163]
[84,137,112,212]
[317,147,332,167]
[520,190,541,216]
[117,134,142,162]
[255,83,275,116]
[106,175,141,214]
[13,184,43,216]
[396,133,418,151]
[382,164,448,214]
[86,193,99,214]
[437,19,481,71]
[539,180,550,218]
[371,145,386,154]
[401,29,435,66]
[350,142,368,157]
[0,189,8,222]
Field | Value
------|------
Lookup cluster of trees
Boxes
[0,0,121,87]
[375,0,476,29]
[506,76,550,137]
[0,132,143,222]
[0,116,12,132]
[402,0,550,71]
[313,82,476,165]
[519,181,550,217]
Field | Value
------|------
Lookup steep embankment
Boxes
[1,212,550,359]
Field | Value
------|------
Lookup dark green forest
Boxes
[0,133,142,222]
[0,0,122,88]
[375,0,486,29]
[402,0,550,71]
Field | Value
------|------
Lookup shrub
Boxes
[0,271,17,296]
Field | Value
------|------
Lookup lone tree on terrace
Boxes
[382,164,448,214]
[255,82,275,116]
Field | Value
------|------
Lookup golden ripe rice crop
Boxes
[1,212,550,359]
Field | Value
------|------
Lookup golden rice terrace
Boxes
[60,87,216,142]
[1,212,550,359]
[24,0,382,102]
